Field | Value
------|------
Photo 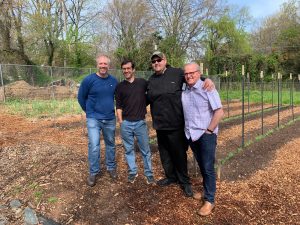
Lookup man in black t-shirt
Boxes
[115,60,155,184]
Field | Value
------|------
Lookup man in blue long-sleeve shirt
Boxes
[78,54,118,187]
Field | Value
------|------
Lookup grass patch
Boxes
[3,99,82,118]
[220,89,300,105]
[27,182,45,203]
[28,182,39,189]
[34,190,43,202]
[47,197,59,203]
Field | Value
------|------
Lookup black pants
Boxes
[156,129,190,185]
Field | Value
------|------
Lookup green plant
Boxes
[34,190,43,202]
[255,135,264,141]
[28,182,39,189]
[47,197,58,203]
[149,137,157,145]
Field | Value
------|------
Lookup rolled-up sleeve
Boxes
[207,90,222,111]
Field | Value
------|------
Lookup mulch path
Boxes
[0,107,299,224]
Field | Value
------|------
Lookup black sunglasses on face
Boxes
[151,58,163,64]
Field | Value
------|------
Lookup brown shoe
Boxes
[193,192,202,200]
[198,201,215,216]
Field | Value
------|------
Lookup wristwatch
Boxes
[206,128,213,134]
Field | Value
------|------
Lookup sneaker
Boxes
[146,176,155,184]
[128,174,138,183]
[87,175,96,187]
[108,169,117,180]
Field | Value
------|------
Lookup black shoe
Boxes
[181,184,193,197]
[156,178,177,187]
[108,169,117,180]
[146,175,155,185]
[87,175,96,187]
[128,174,138,183]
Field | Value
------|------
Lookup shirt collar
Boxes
[187,78,202,90]
[124,77,135,84]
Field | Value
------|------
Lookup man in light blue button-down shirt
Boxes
[182,62,224,216]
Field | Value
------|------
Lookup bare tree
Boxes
[146,0,221,51]
[104,0,154,51]
[251,17,281,54]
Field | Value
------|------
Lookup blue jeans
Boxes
[120,120,153,177]
[189,133,217,203]
[86,118,116,176]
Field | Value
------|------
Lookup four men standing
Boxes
[78,52,222,216]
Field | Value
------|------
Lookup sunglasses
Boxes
[151,58,163,64]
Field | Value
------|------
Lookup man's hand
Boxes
[202,78,215,91]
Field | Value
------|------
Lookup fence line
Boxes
[1,63,300,178]
[0,64,154,102]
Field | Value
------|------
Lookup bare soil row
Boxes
[0,104,299,224]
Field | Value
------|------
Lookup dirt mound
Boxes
[1,80,78,100]
[7,80,33,89]
[4,80,33,99]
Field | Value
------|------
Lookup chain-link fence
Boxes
[0,64,153,119]
[1,63,300,178]
[0,64,153,102]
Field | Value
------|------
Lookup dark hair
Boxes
[121,59,135,69]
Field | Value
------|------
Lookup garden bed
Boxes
[0,106,299,224]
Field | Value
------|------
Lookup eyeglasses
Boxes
[184,70,199,77]
[151,58,163,64]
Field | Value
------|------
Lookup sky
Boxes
[227,0,287,19]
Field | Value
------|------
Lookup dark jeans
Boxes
[156,129,190,185]
[189,133,217,203]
